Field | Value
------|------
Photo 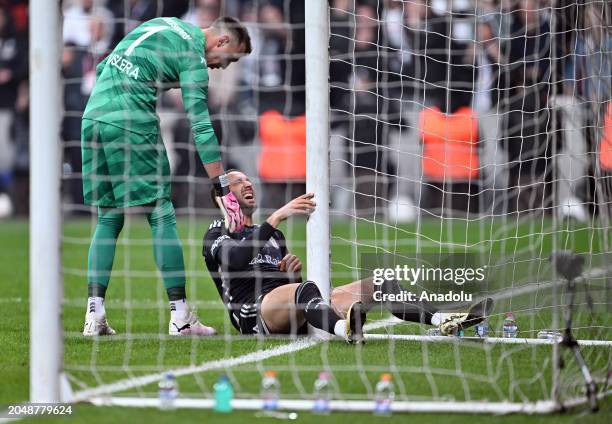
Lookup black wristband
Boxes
[212,174,230,197]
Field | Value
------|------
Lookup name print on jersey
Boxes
[162,17,192,40]
[108,54,140,80]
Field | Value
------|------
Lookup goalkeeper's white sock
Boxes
[431,312,442,326]
[333,320,346,337]
[87,296,106,318]
[170,298,189,320]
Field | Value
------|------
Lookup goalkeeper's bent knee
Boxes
[147,198,177,228]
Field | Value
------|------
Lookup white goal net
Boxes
[30,0,612,415]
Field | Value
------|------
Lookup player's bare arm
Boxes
[204,172,493,344]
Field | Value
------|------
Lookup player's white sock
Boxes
[431,312,442,326]
[87,296,106,318]
[170,298,189,320]
[333,320,346,337]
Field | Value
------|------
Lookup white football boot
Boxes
[438,312,470,336]
[83,314,117,336]
[169,311,216,336]
[438,298,494,336]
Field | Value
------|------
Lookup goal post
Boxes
[305,0,331,302]
[29,0,63,403]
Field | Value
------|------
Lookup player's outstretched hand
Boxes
[267,193,316,227]
[215,192,246,233]
[279,253,302,283]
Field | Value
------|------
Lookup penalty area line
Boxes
[70,317,401,402]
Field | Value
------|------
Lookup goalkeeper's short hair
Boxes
[211,16,252,54]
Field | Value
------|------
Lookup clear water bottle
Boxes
[502,312,518,338]
[261,370,280,411]
[213,375,233,413]
[537,330,562,342]
[158,372,178,410]
[373,373,394,416]
[475,321,489,338]
[312,371,332,414]
[426,328,441,336]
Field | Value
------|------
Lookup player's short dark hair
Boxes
[209,168,243,208]
[211,17,252,54]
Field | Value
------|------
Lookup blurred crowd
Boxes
[0,0,610,221]
[328,0,611,222]
[0,0,27,217]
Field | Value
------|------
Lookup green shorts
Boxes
[81,119,171,207]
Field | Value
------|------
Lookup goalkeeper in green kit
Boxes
[81,16,252,336]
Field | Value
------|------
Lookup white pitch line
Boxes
[0,298,24,304]
[68,265,611,402]
[71,338,317,402]
[71,317,402,401]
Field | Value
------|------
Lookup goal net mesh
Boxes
[58,0,611,412]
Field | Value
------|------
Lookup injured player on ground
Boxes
[202,170,493,343]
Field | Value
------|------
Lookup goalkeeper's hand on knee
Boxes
[212,174,246,233]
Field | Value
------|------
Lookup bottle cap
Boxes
[165,372,175,379]
[219,374,229,382]
[380,373,392,382]
[318,371,330,380]
[506,312,515,318]
[264,370,278,378]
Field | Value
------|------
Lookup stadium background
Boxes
[0,0,610,422]
[1,0,607,220]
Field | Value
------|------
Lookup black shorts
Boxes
[232,293,308,336]
[229,294,268,335]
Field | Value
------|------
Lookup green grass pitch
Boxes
[1,217,610,423]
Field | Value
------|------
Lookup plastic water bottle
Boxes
[373,373,394,416]
[214,375,233,413]
[312,371,332,414]
[261,370,281,411]
[502,312,518,338]
[475,321,489,338]
[537,330,562,342]
[426,328,441,336]
[158,372,178,410]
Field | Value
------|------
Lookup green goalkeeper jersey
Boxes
[83,16,220,165]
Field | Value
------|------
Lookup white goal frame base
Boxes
[364,334,612,346]
[65,315,612,414]
[89,390,612,414]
